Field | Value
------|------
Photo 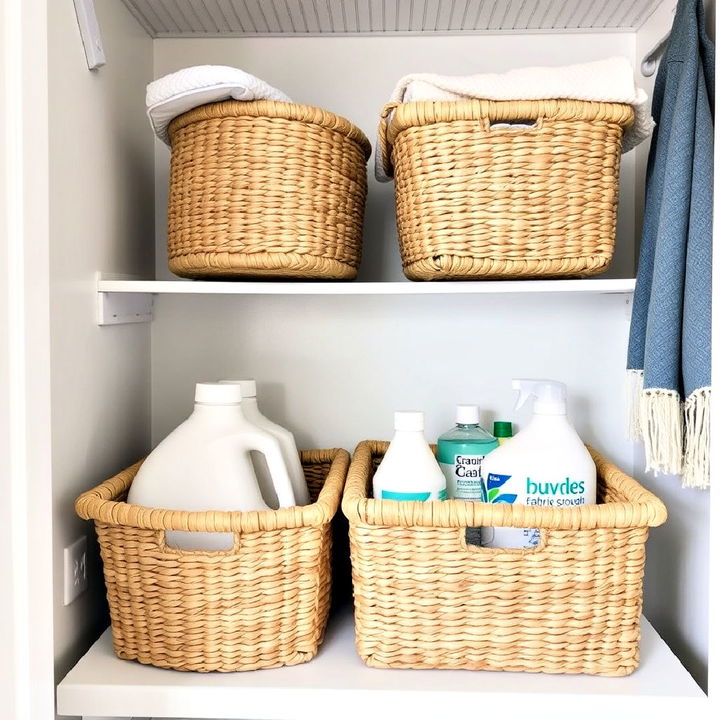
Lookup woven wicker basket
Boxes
[167,101,371,280]
[378,99,635,280]
[76,448,349,672]
[342,441,666,675]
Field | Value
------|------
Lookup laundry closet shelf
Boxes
[98,277,636,296]
[56,607,705,720]
[96,277,635,324]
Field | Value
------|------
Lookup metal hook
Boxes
[640,2,677,77]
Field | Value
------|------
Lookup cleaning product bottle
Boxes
[437,405,498,500]
[493,421,513,445]
[373,411,447,501]
[127,382,296,551]
[220,379,310,507]
[481,379,596,549]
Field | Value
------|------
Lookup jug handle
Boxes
[249,434,297,508]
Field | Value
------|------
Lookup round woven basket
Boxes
[378,99,635,281]
[167,101,371,280]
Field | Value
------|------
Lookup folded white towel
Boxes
[376,57,653,181]
[147,65,292,145]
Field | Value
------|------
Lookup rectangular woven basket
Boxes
[378,99,635,281]
[342,441,667,676]
[166,100,371,280]
[76,448,349,672]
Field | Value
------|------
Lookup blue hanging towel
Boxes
[627,0,714,488]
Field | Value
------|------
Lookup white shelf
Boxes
[121,0,664,37]
[56,608,706,720]
[98,277,636,296]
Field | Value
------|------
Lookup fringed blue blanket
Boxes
[627,0,714,488]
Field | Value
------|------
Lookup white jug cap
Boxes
[456,405,480,424]
[218,379,257,397]
[195,382,243,404]
[394,411,424,432]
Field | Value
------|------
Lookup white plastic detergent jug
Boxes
[127,382,296,550]
[220,379,310,507]
[480,379,596,549]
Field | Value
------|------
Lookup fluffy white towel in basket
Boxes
[147,65,291,145]
[376,56,653,181]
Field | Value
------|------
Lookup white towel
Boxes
[376,57,653,181]
[147,65,292,145]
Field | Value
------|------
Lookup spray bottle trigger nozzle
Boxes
[511,379,532,411]
[511,378,567,415]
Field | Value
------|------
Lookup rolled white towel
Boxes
[147,65,292,145]
[376,56,653,181]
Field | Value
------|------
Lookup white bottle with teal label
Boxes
[373,411,447,501]
[480,379,596,549]
[436,405,499,500]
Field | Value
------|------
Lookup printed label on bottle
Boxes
[439,453,489,501]
[485,473,588,548]
[381,489,447,501]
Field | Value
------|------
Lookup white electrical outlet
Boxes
[63,535,88,606]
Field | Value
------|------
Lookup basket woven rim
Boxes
[168,99,372,159]
[341,440,667,529]
[76,448,349,533]
[378,98,635,179]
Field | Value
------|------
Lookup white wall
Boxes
[1,0,54,717]
[48,0,154,702]
[153,32,638,283]
[638,461,710,690]
[40,12,705,705]
[150,33,639,471]
[151,292,633,465]
[150,33,638,657]
[1,1,14,711]
[149,28,709,693]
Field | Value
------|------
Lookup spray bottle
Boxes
[480,379,596,549]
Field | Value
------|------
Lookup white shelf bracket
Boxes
[640,1,677,77]
[97,273,153,326]
[624,292,634,321]
[73,0,107,70]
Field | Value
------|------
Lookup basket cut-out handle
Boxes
[458,526,549,554]
[489,118,541,130]
[377,102,400,179]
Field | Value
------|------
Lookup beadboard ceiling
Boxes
[120,1,664,36]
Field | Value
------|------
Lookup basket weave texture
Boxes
[378,99,635,280]
[76,448,349,672]
[342,441,667,675]
[167,101,371,280]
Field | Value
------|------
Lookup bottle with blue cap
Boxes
[480,379,596,549]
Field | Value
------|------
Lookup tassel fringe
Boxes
[625,369,645,441]
[683,387,711,489]
[639,388,684,476]
[626,371,710,488]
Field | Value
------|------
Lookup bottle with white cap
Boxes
[219,379,310,507]
[372,411,447,501]
[436,405,498,501]
[127,382,296,551]
[480,379,596,549]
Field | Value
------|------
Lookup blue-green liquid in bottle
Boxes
[436,422,498,546]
